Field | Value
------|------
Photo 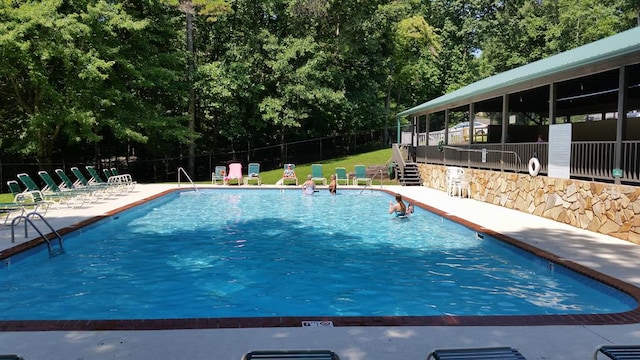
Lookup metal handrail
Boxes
[360,169,384,194]
[11,212,64,256]
[177,167,198,191]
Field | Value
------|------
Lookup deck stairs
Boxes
[396,162,421,186]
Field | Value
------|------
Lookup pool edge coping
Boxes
[1,187,639,331]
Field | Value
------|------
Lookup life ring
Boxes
[437,140,445,152]
[528,157,541,176]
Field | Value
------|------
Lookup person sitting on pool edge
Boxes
[389,193,414,217]
[302,174,315,195]
[328,174,337,195]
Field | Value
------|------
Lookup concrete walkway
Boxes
[1,183,639,360]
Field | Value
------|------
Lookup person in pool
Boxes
[302,174,315,195]
[389,193,414,217]
[328,174,337,195]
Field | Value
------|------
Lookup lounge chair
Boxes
[224,163,243,185]
[311,164,327,185]
[280,163,298,186]
[352,164,371,186]
[243,163,262,185]
[108,167,137,191]
[212,165,227,184]
[38,171,89,206]
[55,169,105,200]
[0,201,27,226]
[86,166,125,193]
[6,180,49,216]
[242,350,340,360]
[594,345,640,360]
[335,167,349,185]
[427,347,527,360]
[17,173,78,206]
[70,167,114,195]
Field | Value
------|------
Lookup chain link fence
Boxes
[1,129,395,194]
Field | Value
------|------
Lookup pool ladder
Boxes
[177,167,199,192]
[11,212,64,257]
[359,169,384,194]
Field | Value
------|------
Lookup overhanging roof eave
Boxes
[397,27,640,118]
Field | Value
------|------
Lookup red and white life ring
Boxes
[528,157,541,176]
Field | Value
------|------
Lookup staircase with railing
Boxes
[391,144,422,186]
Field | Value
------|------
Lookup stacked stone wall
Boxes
[417,164,640,244]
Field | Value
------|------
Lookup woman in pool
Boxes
[389,193,413,217]
[302,175,315,195]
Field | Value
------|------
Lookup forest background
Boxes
[0,0,639,184]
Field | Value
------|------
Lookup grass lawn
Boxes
[0,148,397,202]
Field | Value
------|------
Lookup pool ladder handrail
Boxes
[359,169,384,194]
[177,167,199,192]
[11,212,64,257]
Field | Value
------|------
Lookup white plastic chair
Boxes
[445,167,465,196]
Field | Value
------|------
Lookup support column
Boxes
[614,66,628,183]
[501,94,509,144]
[469,102,475,145]
[549,83,557,124]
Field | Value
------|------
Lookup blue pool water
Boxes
[0,189,636,320]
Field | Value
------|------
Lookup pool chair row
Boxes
[6,167,136,210]
[212,163,262,186]
[241,347,529,360]
[210,163,375,186]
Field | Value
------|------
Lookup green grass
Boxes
[214,148,395,185]
[0,148,396,201]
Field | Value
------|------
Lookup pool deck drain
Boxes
[1,183,640,359]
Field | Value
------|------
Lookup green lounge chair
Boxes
[211,165,226,184]
[55,169,105,200]
[70,167,111,193]
[243,163,261,185]
[17,173,76,206]
[37,171,88,207]
[335,167,349,185]
[85,166,124,193]
[311,164,327,185]
[352,165,371,186]
[6,180,49,216]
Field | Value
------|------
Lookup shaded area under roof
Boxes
[398,26,640,118]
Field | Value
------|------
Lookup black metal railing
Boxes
[414,140,640,184]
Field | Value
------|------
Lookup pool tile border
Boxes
[1,188,640,331]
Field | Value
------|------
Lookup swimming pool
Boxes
[0,188,639,329]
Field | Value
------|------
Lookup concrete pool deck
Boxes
[1,183,640,359]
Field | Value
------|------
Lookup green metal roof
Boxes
[397,26,640,117]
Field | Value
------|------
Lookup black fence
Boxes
[0,129,394,194]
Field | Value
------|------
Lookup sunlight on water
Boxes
[0,189,636,320]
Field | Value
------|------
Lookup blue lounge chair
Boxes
[595,345,640,360]
[311,164,327,185]
[243,163,261,185]
[427,347,527,360]
[242,350,340,360]
[352,164,371,186]
[335,167,349,185]
[212,165,227,185]
[280,163,298,185]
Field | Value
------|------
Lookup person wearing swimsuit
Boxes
[389,193,413,217]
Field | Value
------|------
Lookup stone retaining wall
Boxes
[417,164,640,244]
